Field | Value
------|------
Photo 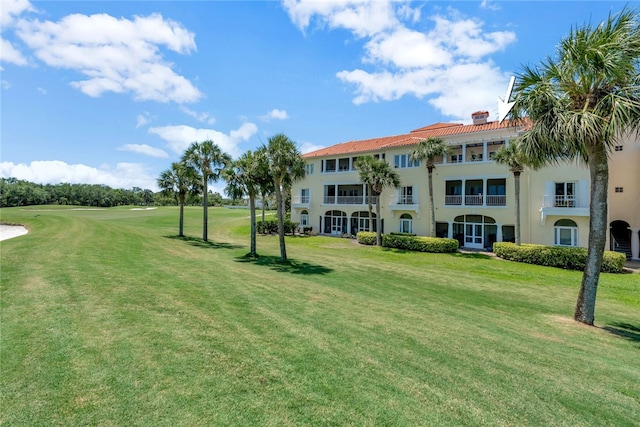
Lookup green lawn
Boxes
[1,206,638,426]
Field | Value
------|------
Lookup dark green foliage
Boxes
[357,231,377,245]
[493,242,627,273]
[358,232,458,253]
[383,234,459,253]
[257,220,298,235]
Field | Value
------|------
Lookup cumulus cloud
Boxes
[136,112,154,128]
[283,0,517,121]
[260,109,289,121]
[0,160,160,191]
[299,141,326,154]
[0,0,34,66]
[148,122,258,158]
[14,12,201,103]
[118,144,169,158]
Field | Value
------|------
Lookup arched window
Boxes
[554,219,578,246]
[400,213,413,234]
[300,210,309,227]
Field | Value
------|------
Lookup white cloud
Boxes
[0,37,28,65]
[148,122,258,158]
[118,144,169,158]
[2,80,10,90]
[260,108,289,121]
[299,141,326,154]
[179,106,216,124]
[283,1,517,120]
[136,112,153,128]
[37,86,46,94]
[14,12,201,103]
[0,0,34,66]
[0,160,160,191]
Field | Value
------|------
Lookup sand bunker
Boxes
[0,225,28,241]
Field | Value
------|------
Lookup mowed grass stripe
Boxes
[1,206,638,426]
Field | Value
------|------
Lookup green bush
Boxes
[257,220,299,235]
[383,234,459,253]
[357,232,377,245]
[493,242,626,273]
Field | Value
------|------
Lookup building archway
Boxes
[350,211,376,234]
[323,210,347,235]
[452,215,497,249]
[610,220,631,259]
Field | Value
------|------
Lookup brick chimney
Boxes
[472,110,489,125]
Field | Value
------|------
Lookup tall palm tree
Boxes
[492,140,537,246]
[357,156,401,246]
[182,140,232,242]
[410,138,450,237]
[354,155,376,232]
[265,133,305,262]
[157,161,200,237]
[254,146,274,223]
[222,150,265,257]
[510,8,640,325]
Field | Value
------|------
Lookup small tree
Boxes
[157,162,200,237]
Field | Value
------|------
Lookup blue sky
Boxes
[1,0,632,192]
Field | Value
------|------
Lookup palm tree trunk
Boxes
[249,194,257,257]
[574,144,608,325]
[514,171,521,245]
[261,192,266,223]
[275,180,287,261]
[178,195,185,237]
[202,180,208,241]
[428,168,436,237]
[375,192,382,246]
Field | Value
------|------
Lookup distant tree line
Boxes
[0,177,234,208]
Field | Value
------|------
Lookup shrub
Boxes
[383,234,458,253]
[257,220,299,235]
[493,242,626,273]
[357,232,377,246]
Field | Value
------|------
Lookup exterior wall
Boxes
[292,125,638,256]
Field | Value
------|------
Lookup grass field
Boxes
[1,206,639,426]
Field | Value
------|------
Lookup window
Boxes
[399,186,414,204]
[305,163,314,175]
[450,154,462,163]
[338,158,350,171]
[300,189,310,204]
[554,219,578,246]
[394,154,419,168]
[300,210,309,226]
[400,214,413,234]
[323,159,336,173]
[615,187,624,193]
[615,145,623,151]
[555,182,575,207]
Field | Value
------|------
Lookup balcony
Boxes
[389,195,419,213]
[323,195,377,205]
[540,195,589,224]
[291,195,310,208]
[444,195,506,207]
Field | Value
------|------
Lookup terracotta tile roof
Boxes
[303,119,525,158]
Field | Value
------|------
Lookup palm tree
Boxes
[265,133,305,262]
[510,8,640,325]
[357,156,401,246]
[222,150,265,257]
[492,140,536,246]
[157,162,200,237]
[354,155,376,232]
[254,146,274,223]
[410,138,450,237]
[182,140,232,242]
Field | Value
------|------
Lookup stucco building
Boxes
[291,112,640,260]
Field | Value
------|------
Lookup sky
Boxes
[0,0,633,193]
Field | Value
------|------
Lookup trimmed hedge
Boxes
[257,220,299,235]
[493,242,626,273]
[357,232,458,253]
[383,234,459,253]
[356,231,377,246]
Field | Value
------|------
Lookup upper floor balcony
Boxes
[444,194,506,207]
[444,178,507,208]
[323,195,377,205]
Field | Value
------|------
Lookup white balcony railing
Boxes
[541,195,586,208]
[291,196,310,206]
[323,196,377,205]
[444,194,505,207]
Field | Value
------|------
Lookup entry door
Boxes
[332,216,342,235]
[465,223,483,248]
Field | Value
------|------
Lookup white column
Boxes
[497,225,503,242]
[482,141,488,161]
[631,228,640,260]
[462,144,467,163]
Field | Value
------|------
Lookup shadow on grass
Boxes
[164,235,244,250]
[235,254,333,275]
[602,322,640,345]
